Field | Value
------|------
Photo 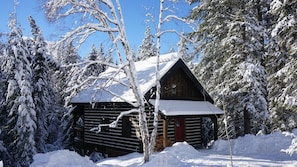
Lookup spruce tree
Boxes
[267,0,297,131]
[137,26,157,61]
[82,44,106,80]
[190,0,270,138]
[177,33,191,63]
[50,41,81,148]
[52,41,81,105]
[29,16,61,152]
[2,13,37,166]
[64,41,81,105]
[0,44,8,162]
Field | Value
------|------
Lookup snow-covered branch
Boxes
[90,108,139,133]
[163,14,192,24]
[61,59,118,69]
[281,132,297,156]
[158,29,196,43]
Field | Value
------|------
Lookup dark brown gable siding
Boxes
[161,68,205,100]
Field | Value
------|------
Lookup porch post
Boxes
[163,119,168,148]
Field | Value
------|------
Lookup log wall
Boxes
[185,117,202,148]
[80,103,142,154]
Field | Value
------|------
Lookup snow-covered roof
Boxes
[149,100,223,116]
[71,52,180,103]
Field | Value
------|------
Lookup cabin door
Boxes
[175,117,185,142]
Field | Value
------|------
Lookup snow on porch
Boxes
[149,100,223,116]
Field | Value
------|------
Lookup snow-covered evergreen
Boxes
[190,0,270,138]
[29,16,63,153]
[51,41,81,105]
[2,13,37,167]
[0,14,66,167]
[0,42,8,163]
[177,33,191,63]
[81,44,107,81]
[267,0,297,131]
[137,26,157,61]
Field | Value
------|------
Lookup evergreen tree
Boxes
[2,13,37,166]
[64,41,81,105]
[190,0,269,138]
[0,44,8,162]
[82,44,106,79]
[137,26,157,61]
[29,16,60,153]
[97,43,110,71]
[177,34,191,63]
[52,41,81,105]
[0,41,7,116]
[49,41,81,148]
[267,0,297,131]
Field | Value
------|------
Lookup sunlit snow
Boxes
[71,53,180,103]
[149,99,223,116]
[30,130,297,167]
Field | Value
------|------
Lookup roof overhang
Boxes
[149,99,224,116]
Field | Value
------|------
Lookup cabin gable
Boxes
[147,59,213,102]
[161,68,204,100]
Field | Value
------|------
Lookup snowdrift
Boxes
[30,130,297,167]
[30,150,97,167]
[211,130,297,160]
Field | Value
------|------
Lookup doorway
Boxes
[175,117,185,142]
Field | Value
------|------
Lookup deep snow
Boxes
[30,130,297,167]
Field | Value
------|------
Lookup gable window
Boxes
[171,84,177,95]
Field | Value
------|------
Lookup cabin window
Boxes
[76,116,84,128]
[176,120,181,127]
[100,118,110,132]
[74,116,84,141]
[122,116,131,137]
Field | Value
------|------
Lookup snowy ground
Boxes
[30,130,297,167]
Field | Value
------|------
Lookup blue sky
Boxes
[0,0,193,58]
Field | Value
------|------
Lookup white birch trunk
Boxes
[149,0,164,155]
[114,0,150,162]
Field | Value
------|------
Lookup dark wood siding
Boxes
[83,103,141,153]
[160,68,205,100]
[167,118,176,143]
[185,117,202,148]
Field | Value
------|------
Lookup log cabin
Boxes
[70,52,223,156]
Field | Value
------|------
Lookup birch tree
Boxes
[45,0,151,161]
[45,0,193,162]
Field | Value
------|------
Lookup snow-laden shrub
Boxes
[281,129,297,156]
